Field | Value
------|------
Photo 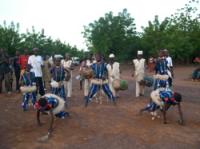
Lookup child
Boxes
[50,58,66,101]
[20,64,36,111]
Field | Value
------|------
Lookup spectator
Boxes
[19,49,29,77]
[28,48,45,96]
[132,50,146,97]
[0,48,9,93]
[13,50,21,92]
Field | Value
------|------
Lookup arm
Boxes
[48,110,54,135]
[177,103,184,125]
[37,110,42,126]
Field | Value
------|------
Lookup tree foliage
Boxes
[83,0,200,63]
[0,23,83,58]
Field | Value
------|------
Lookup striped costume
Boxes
[154,58,170,90]
[21,71,36,110]
[50,66,66,101]
[85,62,115,106]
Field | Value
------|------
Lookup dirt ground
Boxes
[0,65,200,149]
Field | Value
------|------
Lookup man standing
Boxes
[107,53,120,97]
[0,48,9,93]
[19,49,29,77]
[133,50,146,97]
[13,51,21,92]
[61,53,73,98]
[164,49,173,87]
[28,48,45,96]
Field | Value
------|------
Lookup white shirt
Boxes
[61,59,72,69]
[28,55,43,77]
[107,62,120,80]
[166,56,173,67]
[133,58,145,81]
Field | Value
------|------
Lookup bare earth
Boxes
[0,65,200,149]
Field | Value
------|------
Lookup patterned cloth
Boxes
[35,95,67,118]
[144,90,177,112]
[154,58,170,90]
[21,71,36,110]
[50,66,66,100]
[85,62,115,105]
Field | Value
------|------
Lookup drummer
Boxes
[85,53,116,107]
[20,64,36,111]
[80,56,92,99]
[50,58,66,101]
[107,53,120,97]
[61,53,73,99]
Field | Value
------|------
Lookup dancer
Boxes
[85,53,116,107]
[20,64,36,111]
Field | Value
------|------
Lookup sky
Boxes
[0,0,194,50]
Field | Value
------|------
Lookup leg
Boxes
[37,110,42,126]
[139,84,144,96]
[36,77,45,96]
[0,74,3,93]
[60,85,67,101]
[85,84,99,107]
[177,103,184,125]
[136,81,140,97]
[22,93,29,111]
[67,77,72,98]
[31,92,37,105]
[4,74,9,93]
[162,103,170,124]
[15,71,20,91]
[80,79,83,90]
[102,83,116,104]
[84,79,89,97]
[48,110,54,135]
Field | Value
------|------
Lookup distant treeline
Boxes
[0,0,200,63]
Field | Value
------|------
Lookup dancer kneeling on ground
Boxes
[140,85,184,125]
[85,53,116,107]
[35,93,69,137]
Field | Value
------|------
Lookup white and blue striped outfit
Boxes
[85,62,115,106]
[50,66,66,101]
[21,72,36,110]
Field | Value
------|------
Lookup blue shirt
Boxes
[22,72,36,86]
[50,66,65,82]
[91,62,108,79]
[155,58,169,75]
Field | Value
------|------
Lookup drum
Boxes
[64,68,71,81]
[112,79,128,91]
[143,76,154,87]
[82,68,93,79]
[50,81,60,88]
[20,86,36,93]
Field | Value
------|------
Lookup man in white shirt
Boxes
[61,53,73,98]
[28,48,45,96]
[107,53,120,97]
[164,49,173,87]
[133,50,146,97]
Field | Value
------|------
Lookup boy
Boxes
[20,64,36,111]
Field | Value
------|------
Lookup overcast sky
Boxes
[0,0,194,50]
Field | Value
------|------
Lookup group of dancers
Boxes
[17,48,185,140]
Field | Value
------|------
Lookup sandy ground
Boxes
[0,65,200,149]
